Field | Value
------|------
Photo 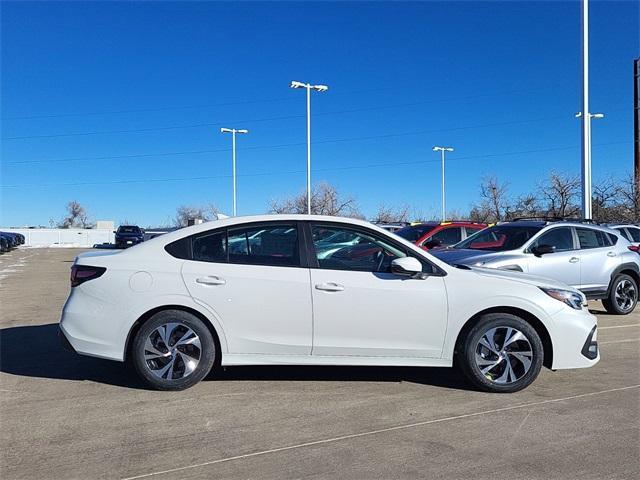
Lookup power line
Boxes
[1,87,566,141]
[5,115,573,165]
[1,141,630,188]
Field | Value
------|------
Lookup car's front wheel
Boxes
[602,274,638,315]
[458,313,544,393]
[132,310,217,390]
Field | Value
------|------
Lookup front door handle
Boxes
[569,257,579,263]
[315,282,345,292]
[196,276,226,286]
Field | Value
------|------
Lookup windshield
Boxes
[455,225,542,251]
[118,226,141,233]
[395,224,437,242]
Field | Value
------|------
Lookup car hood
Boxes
[466,265,578,293]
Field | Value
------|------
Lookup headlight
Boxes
[540,287,586,310]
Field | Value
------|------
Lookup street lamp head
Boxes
[444,147,454,152]
[220,128,233,133]
[290,81,306,89]
[591,113,605,119]
[236,129,249,134]
[312,85,329,92]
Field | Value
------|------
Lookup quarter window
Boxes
[227,225,299,267]
[311,225,407,272]
[616,228,632,241]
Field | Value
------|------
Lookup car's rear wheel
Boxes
[458,313,544,393]
[603,274,638,315]
[132,310,216,391]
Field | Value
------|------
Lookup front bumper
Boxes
[550,307,600,370]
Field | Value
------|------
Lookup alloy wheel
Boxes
[474,326,533,384]
[143,323,202,380]
[614,279,636,312]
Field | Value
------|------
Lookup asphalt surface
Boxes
[0,248,638,480]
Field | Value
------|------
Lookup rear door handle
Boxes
[569,257,579,263]
[315,282,345,292]
[196,276,226,286]
[607,251,617,257]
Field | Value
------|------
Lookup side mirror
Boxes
[531,244,555,257]
[113,231,116,234]
[422,239,442,250]
[391,257,424,278]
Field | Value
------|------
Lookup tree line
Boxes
[53,172,639,229]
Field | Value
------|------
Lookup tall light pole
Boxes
[290,80,329,214]
[580,0,592,219]
[433,146,454,221]
[220,127,249,216]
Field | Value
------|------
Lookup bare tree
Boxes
[509,193,541,220]
[468,176,510,222]
[270,182,363,218]
[537,172,580,219]
[174,203,221,227]
[372,204,410,223]
[58,200,93,228]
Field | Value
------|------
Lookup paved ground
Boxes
[0,248,638,480]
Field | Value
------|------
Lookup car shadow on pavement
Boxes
[0,323,144,389]
[0,323,474,391]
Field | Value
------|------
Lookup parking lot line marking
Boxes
[120,384,640,480]
[599,338,640,345]
[598,324,640,330]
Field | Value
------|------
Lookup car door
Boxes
[526,226,580,287]
[575,227,620,291]
[308,223,448,358]
[180,222,313,355]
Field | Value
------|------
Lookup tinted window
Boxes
[165,237,190,259]
[576,228,609,249]
[395,224,437,242]
[456,225,541,251]
[628,227,640,243]
[532,227,574,252]
[465,226,484,237]
[118,226,141,233]
[616,227,632,241]
[312,225,407,272]
[193,230,227,263]
[227,225,299,267]
[427,227,462,246]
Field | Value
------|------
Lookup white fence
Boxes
[1,228,115,248]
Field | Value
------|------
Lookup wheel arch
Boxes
[608,263,640,295]
[124,305,223,363]
[454,306,554,369]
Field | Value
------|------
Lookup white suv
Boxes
[60,215,599,392]
[433,220,640,315]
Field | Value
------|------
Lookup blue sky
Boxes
[1,0,638,227]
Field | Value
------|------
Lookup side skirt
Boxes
[221,353,452,368]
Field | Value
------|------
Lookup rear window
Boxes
[118,226,141,233]
[627,227,640,243]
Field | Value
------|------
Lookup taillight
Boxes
[70,265,106,287]
[628,245,640,253]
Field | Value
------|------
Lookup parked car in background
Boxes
[114,225,145,249]
[0,235,8,253]
[0,231,22,251]
[374,222,410,233]
[60,215,599,392]
[606,224,640,249]
[395,221,487,250]
[432,219,640,315]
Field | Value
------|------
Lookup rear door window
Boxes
[576,228,609,249]
[227,224,299,267]
[192,230,227,263]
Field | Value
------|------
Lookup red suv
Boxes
[395,221,488,250]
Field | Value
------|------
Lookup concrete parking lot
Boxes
[0,248,638,480]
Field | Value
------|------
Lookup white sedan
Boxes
[59,215,599,392]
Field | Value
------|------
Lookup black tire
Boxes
[458,313,544,393]
[602,274,638,315]
[132,310,217,391]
